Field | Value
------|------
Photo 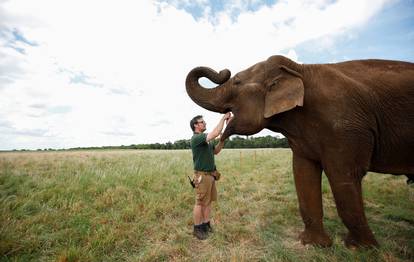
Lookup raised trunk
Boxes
[185,66,232,113]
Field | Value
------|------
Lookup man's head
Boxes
[190,115,206,133]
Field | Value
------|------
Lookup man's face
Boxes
[195,118,206,132]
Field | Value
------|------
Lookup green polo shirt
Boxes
[190,132,216,172]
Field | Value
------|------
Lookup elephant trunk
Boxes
[185,66,232,113]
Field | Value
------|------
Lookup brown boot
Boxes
[193,224,207,240]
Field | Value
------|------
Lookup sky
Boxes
[0,0,413,150]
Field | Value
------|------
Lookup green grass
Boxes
[0,149,413,261]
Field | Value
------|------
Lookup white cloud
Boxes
[0,0,390,149]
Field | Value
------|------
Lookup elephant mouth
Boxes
[221,110,235,141]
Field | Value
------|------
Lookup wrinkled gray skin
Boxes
[185,55,414,248]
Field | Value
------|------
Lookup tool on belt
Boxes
[212,170,221,181]
[188,176,195,188]
[188,170,221,188]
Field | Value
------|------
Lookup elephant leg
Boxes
[406,174,414,185]
[325,167,379,248]
[293,154,332,247]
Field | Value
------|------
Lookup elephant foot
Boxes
[299,229,332,247]
[344,232,379,249]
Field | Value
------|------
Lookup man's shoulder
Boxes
[191,132,208,147]
[191,132,207,140]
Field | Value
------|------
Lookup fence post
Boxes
[240,150,242,168]
[254,150,256,164]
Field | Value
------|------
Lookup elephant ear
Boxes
[264,65,304,118]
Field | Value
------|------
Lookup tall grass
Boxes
[0,149,413,261]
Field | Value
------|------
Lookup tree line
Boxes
[7,135,289,151]
[67,135,289,150]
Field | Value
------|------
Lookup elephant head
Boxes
[186,55,305,140]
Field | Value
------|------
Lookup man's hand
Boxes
[223,112,231,121]
[207,112,233,143]
[225,112,233,125]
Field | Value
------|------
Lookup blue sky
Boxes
[161,0,278,21]
[160,0,414,63]
[0,0,413,150]
[293,0,414,63]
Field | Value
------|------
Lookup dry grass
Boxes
[0,149,413,261]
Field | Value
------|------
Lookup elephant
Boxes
[185,55,414,248]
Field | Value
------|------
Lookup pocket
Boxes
[193,173,203,188]
[196,185,207,200]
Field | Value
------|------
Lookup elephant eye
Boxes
[271,76,283,86]
[234,76,241,85]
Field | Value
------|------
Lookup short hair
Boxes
[190,115,203,132]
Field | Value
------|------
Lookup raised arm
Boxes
[206,112,231,142]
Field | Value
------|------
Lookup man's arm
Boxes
[214,139,225,155]
[206,113,231,142]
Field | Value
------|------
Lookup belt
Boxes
[195,171,214,175]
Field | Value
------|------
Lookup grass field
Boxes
[0,149,413,261]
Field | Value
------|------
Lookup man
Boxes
[190,113,232,240]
